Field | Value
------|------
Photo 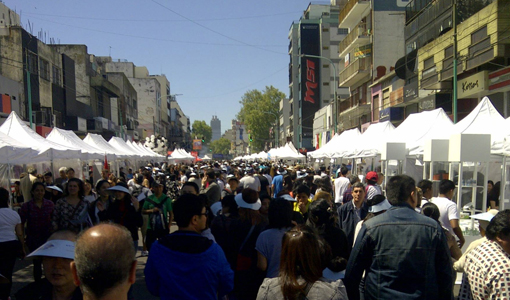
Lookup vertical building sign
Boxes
[300,24,321,142]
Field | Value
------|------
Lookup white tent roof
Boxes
[453,97,509,144]
[387,108,454,156]
[270,142,305,160]
[0,111,82,160]
[83,133,131,159]
[201,155,212,161]
[135,142,163,158]
[0,131,48,164]
[309,128,361,158]
[341,121,396,158]
[169,148,194,161]
[46,128,109,161]
[124,140,152,158]
[108,137,143,158]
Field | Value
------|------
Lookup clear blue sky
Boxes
[10,0,324,134]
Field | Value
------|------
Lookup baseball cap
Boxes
[210,202,222,217]
[366,171,378,181]
[27,240,75,260]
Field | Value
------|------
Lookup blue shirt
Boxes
[145,231,234,300]
[271,175,283,198]
[255,227,290,278]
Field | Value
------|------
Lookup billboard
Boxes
[300,23,321,141]
[192,139,202,150]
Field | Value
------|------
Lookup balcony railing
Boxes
[339,56,371,87]
[339,0,370,27]
[339,22,369,55]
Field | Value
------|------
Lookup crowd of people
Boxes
[0,160,509,300]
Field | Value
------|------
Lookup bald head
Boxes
[73,224,136,299]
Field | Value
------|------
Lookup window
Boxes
[424,56,435,69]
[26,51,38,74]
[471,26,487,44]
[323,64,329,68]
[423,56,436,79]
[52,65,61,85]
[323,28,329,32]
[40,58,50,81]
[444,46,453,58]
[338,28,348,35]
[323,46,329,50]
[323,82,330,86]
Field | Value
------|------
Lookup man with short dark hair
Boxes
[200,169,221,207]
[181,181,199,195]
[271,167,286,198]
[334,166,350,207]
[71,224,136,300]
[337,182,369,246]
[145,194,234,300]
[431,179,465,247]
[344,175,452,300]
[459,210,510,299]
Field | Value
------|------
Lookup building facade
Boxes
[287,3,348,150]
[211,115,221,141]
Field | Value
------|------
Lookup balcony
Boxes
[338,0,370,29]
[338,22,370,58]
[339,56,371,88]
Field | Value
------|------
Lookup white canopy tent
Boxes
[0,111,82,160]
[0,131,48,164]
[309,128,361,158]
[341,121,396,158]
[109,137,143,159]
[201,155,212,161]
[168,148,194,163]
[269,142,305,160]
[46,128,110,161]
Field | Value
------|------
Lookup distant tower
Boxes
[211,115,221,142]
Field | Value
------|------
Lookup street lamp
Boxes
[262,111,280,148]
[299,54,338,133]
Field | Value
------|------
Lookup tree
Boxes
[210,138,231,155]
[191,120,212,144]
[237,86,285,152]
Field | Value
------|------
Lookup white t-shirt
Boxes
[334,177,350,204]
[366,184,383,200]
[239,176,261,191]
[0,207,21,242]
[431,196,459,236]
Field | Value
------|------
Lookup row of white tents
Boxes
[308,97,510,159]
[0,111,164,185]
[234,141,306,161]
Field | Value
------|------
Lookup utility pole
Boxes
[27,69,33,129]
[452,0,458,123]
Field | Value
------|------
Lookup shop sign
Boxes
[354,44,372,58]
[458,71,488,99]
[489,66,510,91]
[379,107,404,122]
[419,96,435,111]
[404,80,418,102]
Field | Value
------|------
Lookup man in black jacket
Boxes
[337,182,368,247]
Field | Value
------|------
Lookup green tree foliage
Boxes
[191,120,212,144]
[210,138,231,155]
[237,86,285,152]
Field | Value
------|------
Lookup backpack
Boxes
[146,196,169,233]
[132,184,143,199]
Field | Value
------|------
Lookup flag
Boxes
[104,153,109,170]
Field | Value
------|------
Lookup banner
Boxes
[300,24,321,141]
[192,139,202,150]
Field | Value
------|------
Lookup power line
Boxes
[21,10,302,23]
[25,15,287,48]
[150,0,288,56]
